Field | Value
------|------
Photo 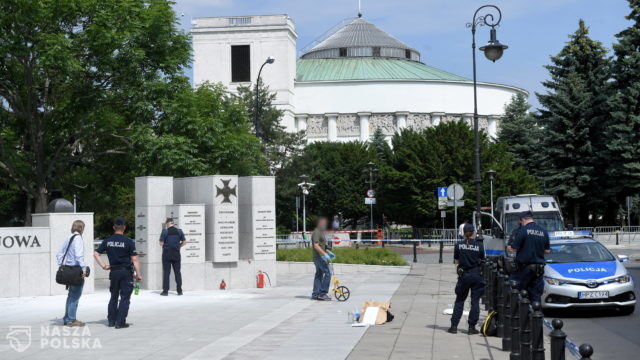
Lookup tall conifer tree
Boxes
[536,20,610,226]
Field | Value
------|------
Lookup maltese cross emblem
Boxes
[216,179,237,204]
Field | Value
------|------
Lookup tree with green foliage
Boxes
[497,93,541,171]
[378,121,539,228]
[133,83,267,177]
[236,83,305,174]
[535,20,611,226]
[369,128,392,164]
[0,0,190,223]
[275,142,375,230]
[604,0,640,219]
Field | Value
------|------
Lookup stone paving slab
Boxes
[347,264,509,360]
[0,269,407,360]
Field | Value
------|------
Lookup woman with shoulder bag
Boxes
[56,220,88,327]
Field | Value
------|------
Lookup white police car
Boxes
[542,231,636,314]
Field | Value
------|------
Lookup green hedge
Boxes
[276,247,408,266]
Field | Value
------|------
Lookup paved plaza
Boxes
[0,263,519,360]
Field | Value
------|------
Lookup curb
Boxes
[277,261,411,275]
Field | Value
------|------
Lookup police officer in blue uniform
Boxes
[507,211,551,304]
[448,223,485,335]
[159,218,186,296]
[93,218,142,329]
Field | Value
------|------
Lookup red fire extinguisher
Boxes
[257,271,265,288]
[220,279,227,290]
[256,271,271,288]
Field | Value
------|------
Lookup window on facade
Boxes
[405,49,411,59]
[372,47,380,57]
[339,48,347,57]
[231,45,251,83]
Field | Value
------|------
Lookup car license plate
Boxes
[578,291,609,299]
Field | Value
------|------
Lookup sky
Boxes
[171,0,634,109]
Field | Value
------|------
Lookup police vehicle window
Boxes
[532,212,563,232]
[545,242,615,263]
[504,214,521,235]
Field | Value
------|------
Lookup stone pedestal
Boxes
[165,204,206,291]
[135,176,174,290]
[174,175,239,263]
[32,212,95,296]
[239,177,276,261]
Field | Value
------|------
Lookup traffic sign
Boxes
[366,189,376,198]
[437,187,448,198]
[365,198,376,205]
[447,183,464,200]
[438,198,448,209]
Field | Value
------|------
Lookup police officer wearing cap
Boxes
[507,211,551,304]
[93,218,142,329]
[448,223,485,335]
[159,218,186,296]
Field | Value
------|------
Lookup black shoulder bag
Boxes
[56,234,85,286]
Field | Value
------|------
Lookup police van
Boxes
[483,194,564,257]
[543,231,635,314]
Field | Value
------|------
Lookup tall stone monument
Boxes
[135,175,276,291]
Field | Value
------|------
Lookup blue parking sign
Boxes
[437,187,448,198]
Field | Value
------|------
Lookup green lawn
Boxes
[276,247,408,266]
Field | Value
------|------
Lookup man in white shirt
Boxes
[458,219,469,239]
[56,220,88,327]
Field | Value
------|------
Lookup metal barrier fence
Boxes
[482,260,595,360]
[572,226,640,244]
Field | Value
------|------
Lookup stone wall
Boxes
[303,112,495,140]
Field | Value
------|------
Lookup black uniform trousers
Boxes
[108,269,134,326]
[451,271,485,327]
[510,264,544,304]
[162,250,182,293]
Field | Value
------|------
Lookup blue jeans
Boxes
[451,272,485,327]
[312,257,331,298]
[108,270,134,326]
[64,282,84,323]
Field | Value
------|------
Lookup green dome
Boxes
[296,58,470,82]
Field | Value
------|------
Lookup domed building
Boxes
[191,14,527,142]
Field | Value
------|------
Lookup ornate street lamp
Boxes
[297,174,315,240]
[254,56,275,139]
[467,5,507,234]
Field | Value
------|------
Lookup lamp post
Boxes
[487,169,496,215]
[254,56,275,139]
[467,5,507,232]
[363,162,378,232]
[297,174,315,241]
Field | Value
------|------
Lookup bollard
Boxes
[530,302,545,360]
[578,344,593,360]
[491,263,499,311]
[549,319,566,360]
[496,272,505,338]
[412,241,417,263]
[502,278,512,351]
[482,260,489,307]
[510,281,521,359]
[438,240,444,263]
[519,290,531,360]
[616,231,619,245]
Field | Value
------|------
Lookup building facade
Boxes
[191,14,527,143]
